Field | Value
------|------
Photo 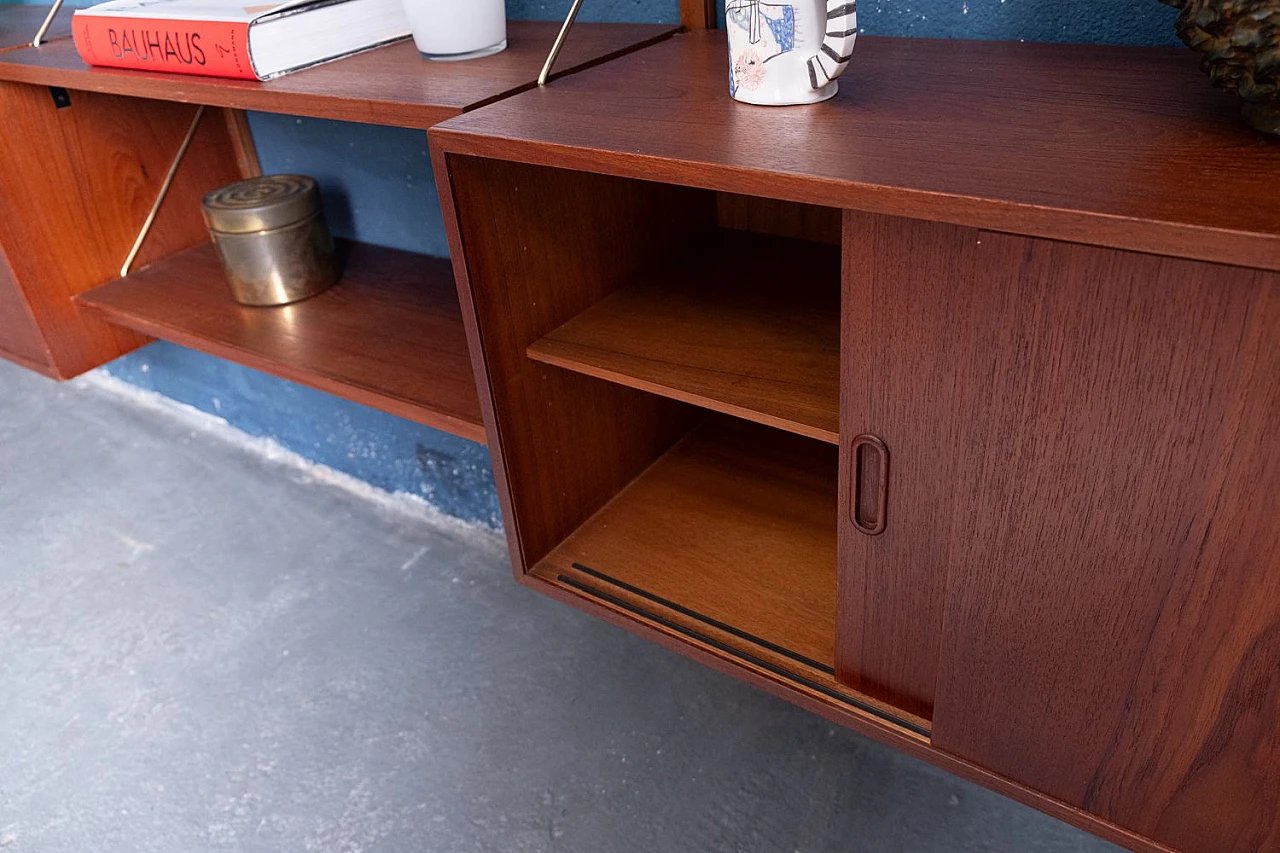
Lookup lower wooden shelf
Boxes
[78,240,485,443]
[533,413,838,669]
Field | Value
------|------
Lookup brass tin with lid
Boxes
[201,174,339,306]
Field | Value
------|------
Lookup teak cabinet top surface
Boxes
[0,22,676,128]
[0,5,70,51]
[431,30,1280,273]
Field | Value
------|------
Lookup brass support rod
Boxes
[538,0,585,86]
[31,0,66,48]
[120,104,206,278]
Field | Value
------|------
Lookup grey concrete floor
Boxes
[0,360,1123,853]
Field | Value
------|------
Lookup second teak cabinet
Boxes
[432,31,1280,853]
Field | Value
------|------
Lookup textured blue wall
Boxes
[244,116,448,256]
[6,0,1180,43]
[513,0,677,23]
[721,1,1178,44]
[12,0,1181,526]
[107,347,503,526]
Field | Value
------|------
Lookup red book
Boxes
[72,0,411,81]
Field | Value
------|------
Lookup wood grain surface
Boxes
[528,231,840,443]
[679,0,717,31]
[0,23,676,129]
[865,229,1280,853]
[431,30,1280,272]
[78,241,485,442]
[837,211,980,721]
[0,82,241,378]
[535,414,839,670]
[222,108,261,178]
[717,194,842,245]
[0,5,71,51]
[0,243,53,373]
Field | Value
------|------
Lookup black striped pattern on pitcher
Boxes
[807,0,857,90]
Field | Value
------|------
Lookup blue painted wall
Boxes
[106,347,502,526]
[6,0,1181,43]
[7,0,1182,526]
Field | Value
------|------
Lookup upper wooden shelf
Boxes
[0,21,675,128]
[528,231,840,444]
[431,30,1280,273]
[78,240,486,443]
[0,5,71,51]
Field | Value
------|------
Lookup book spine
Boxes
[73,15,257,80]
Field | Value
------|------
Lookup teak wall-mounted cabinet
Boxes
[431,31,1280,853]
[0,8,673,442]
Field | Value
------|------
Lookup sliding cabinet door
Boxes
[841,210,1280,853]
[837,212,980,724]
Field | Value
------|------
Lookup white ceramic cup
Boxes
[725,0,857,105]
[403,0,507,61]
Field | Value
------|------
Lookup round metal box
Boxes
[201,174,339,307]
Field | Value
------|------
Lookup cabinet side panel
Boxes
[837,211,979,721]
[680,0,717,30]
[0,241,53,372]
[716,193,841,245]
[929,234,1280,853]
[222,107,262,178]
[0,82,243,378]
[441,156,712,572]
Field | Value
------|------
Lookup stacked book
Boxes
[72,0,412,80]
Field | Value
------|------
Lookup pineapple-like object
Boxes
[1161,0,1280,134]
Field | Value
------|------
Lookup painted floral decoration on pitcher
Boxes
[727,1,799,95]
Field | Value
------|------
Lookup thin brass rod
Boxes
[537,0,585,86]
[31,0,66,48]
[120,104,206,278]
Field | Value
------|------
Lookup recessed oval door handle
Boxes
[851,434,889,536]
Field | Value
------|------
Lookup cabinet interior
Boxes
[446,154,930,735]
[526,230,841,443]
[531,408,846,693]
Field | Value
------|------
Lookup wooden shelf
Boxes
[0,22,675,128]
[431,30,1280,273]
[532,415,838,671]
[0,5,71,51]
[78,241,486,443]
[528,232,840,443]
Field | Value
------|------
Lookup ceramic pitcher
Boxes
[726,0,857,105]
